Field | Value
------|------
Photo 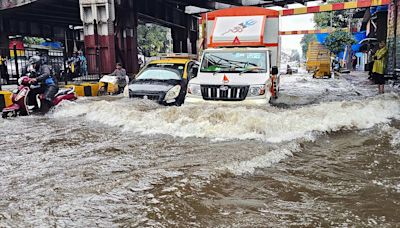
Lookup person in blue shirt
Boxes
[78,51,88,76]
[28,56,59,113]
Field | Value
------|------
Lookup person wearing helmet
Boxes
[28,55,59,113]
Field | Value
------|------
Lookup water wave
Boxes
[52,94,400,143]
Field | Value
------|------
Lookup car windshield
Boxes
[136,67,181,81]
[148,63,185,75]
[200,52,266,73]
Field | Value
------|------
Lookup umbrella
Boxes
[358,38,378,44]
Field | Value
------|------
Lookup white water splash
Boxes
[220,143,300,175]
[52,94,400,143]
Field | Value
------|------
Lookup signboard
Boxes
[210,16,265,46]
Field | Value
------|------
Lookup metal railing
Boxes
[0,45,103,87]
[0,46,65,84]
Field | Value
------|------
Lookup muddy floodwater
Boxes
[1,73,400,227]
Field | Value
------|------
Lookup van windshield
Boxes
[200,52,266,73]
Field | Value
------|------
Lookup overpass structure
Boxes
[1,0,303,75]
[0,0,397,75]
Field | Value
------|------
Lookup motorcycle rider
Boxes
[109,63,128,90]
[28,55,59,113]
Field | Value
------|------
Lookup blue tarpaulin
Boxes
[316,33,329,44]
[370,6,388,15]
[351,31,366,52]
[40,41,62,49]
[315,31,366,56]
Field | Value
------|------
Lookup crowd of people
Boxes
[65,51,88,80]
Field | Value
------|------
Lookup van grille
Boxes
[201,85,249,101]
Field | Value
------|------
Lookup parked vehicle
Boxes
[125,54,199,106]
[2,76,77,118]
[287,65,293,75]
[307,41,331,78]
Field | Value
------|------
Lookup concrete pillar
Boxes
[172,29,187,53]
[113,0,139,74]
[396,0,400,70]
[80,0,116,74]
[172,15,198,55]
[387,0,399,73]
[125,0,139,74]
[0,17,9,48]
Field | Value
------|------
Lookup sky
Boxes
[280,14,315,54]
[268,2,322,55]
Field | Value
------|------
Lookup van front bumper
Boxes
[184,95,269,106]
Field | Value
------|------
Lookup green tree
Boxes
[137,24,170,57]
[313,0,348,29]
[23,37,45,45]
[324,30,356,54]
[300,34,316,59]
[290,49,301,62]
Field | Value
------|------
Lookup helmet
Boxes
[28,55,41,65]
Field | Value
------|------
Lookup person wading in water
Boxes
[372,41,388,94]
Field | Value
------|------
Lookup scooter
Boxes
[2,76,77,118]
[98,75,129,96]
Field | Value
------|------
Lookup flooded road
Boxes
[1,73,399,227]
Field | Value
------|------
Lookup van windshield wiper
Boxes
[239,68,267,75]
[212,67,235,75]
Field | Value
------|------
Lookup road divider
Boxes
[65,83,99,97]
[65,83,100,97]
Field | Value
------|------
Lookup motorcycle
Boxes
[98,75,129,96]
[2,76,77,118]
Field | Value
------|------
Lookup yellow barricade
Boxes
[81,83,100,96]
[0,91,13,110]
[66,83,100,97]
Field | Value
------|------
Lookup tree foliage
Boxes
[324,30,356,54]
[23,37,45,45]
[313,0,348,29]
[300,34,316,58]
[137,24,170,57]
[290,50,301,62]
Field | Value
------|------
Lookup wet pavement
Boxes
[1,72,399,227]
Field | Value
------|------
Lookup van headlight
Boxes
[248,85,265,97]
[188,84,201,96]
[164,85,181,101]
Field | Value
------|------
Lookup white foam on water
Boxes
[378,124,400,149]
[52,94,400,143]
[390,130,400,148]
[220,143,301,175]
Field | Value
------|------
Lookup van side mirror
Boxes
[271,66,278,75]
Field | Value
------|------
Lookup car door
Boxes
[179,61,198,103]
